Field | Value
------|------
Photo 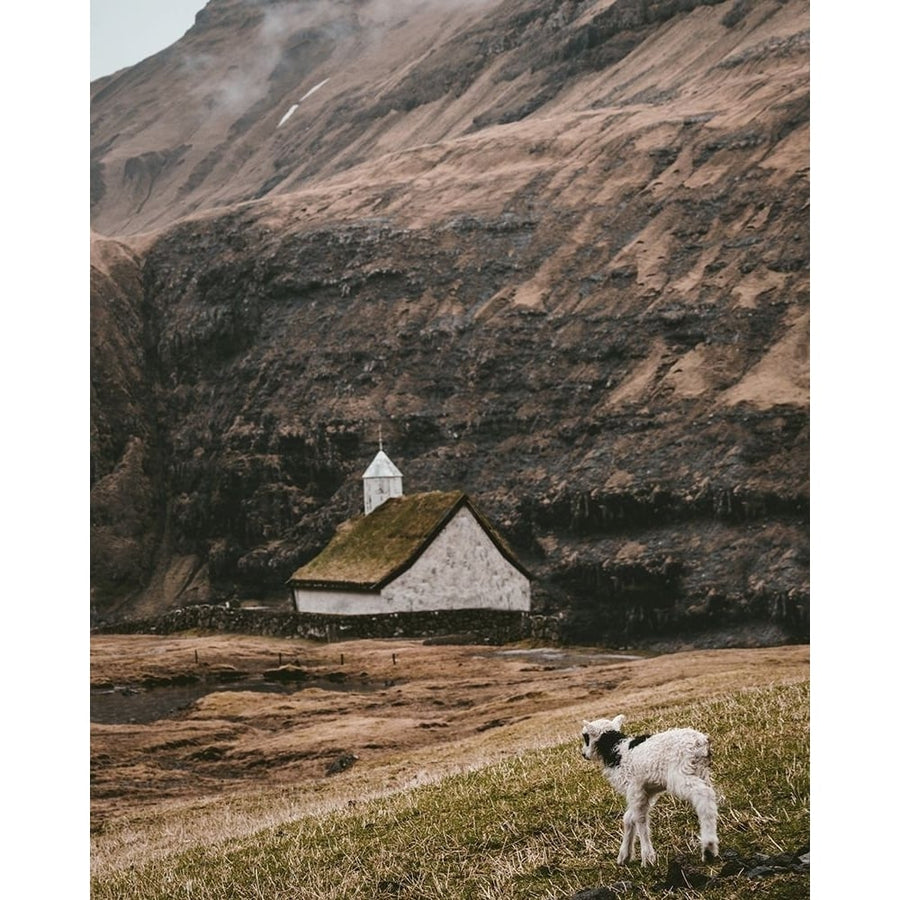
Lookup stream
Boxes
[90,647,643,725]
[90,673,386,725]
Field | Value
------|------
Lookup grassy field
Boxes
[92,678,809,899]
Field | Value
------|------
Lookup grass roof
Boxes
[288,491,528,590]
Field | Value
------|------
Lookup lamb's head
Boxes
[581,714,626,762]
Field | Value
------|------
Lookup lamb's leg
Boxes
[617,807,637,864]
[694,782,719,861]
[675,776,719,861]
[627,791,656,866]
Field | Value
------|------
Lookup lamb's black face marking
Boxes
[596,729,626,767]
[582,732,590,747]
[628,734,651,750]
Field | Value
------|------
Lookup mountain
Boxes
[90,0,809,644]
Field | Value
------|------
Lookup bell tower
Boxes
[362,431,403,514]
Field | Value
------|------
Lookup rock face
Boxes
[90,0,809,643]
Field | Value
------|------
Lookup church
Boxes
[288,446,531,615]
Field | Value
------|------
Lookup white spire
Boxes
[363,435,403,514]
[363,450,402,479]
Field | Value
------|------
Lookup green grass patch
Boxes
[92,681,809,899]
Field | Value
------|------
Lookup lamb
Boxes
[581,714,719,866]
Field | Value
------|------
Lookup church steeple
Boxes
[362,434,403,514]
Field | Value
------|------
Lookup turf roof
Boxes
[288,490,528,590]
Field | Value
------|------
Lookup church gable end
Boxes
[382,505,530,612]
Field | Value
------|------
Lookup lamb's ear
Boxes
[612,714,626,730]
[583,720,590,727]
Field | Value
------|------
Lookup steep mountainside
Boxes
[90,0,809,643]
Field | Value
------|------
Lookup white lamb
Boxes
[581,714,719,866]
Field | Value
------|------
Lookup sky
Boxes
[91,0,207,80]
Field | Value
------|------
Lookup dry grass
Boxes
[91,637,808,897]
[92,680,809,899]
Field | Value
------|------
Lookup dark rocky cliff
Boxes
[90,0,809,644]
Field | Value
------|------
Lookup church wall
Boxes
[381,506,531,612]
[292,587,386,614]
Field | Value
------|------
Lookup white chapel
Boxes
[288,445,531,615]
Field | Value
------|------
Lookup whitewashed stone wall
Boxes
[293,506,530,615]
[292,587,385,614]
[383,506,530,612]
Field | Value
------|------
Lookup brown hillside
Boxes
[90,0,809,642]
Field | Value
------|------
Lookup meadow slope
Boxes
[91,636,809,898]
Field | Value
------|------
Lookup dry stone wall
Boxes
[91,600,803,648]
[94,604,539,644]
